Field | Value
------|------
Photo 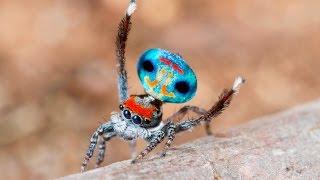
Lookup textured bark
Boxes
[60,100,320,179]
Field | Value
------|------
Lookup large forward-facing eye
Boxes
[132,115,142,124]
[123,109,131,119]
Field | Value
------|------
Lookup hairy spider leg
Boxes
[157,77,244,158]
[116,0,136,103]
[175,77,245,134]
[159,106,213,157]
[131,130,166,164]
[81,123,115,172]
[130,121,175,163]
[166,105,212,135]
[115,0,137,158]
[160,122,176,157]
[96,139,106,167]
[95,132,116,168]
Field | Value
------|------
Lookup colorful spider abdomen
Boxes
[137,48,197,103]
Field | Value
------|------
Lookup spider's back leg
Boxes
[175,76,245,134]
[166,105,212,135]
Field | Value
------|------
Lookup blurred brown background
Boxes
[0,0,320,179]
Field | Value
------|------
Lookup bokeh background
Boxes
[1,0,320,179]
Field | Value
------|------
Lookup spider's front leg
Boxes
[81,123,115,172]
[95,132,116,168]
[131,131,166,164]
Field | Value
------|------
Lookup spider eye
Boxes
[123,110,131,119]
[175,81,190,94]
[132,115,142,124]
[119,104,124,110]
[142,60,154,72]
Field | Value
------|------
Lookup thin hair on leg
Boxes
[175,76,245,133]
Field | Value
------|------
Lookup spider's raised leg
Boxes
[167,106,206,121]
[116,0,136,103]
[167,105,212,135]
[175,77,245,134]
[131,131,166,164]
[115,0,137,157]
[95,132,116,168]
[160,106,211,158]
[81,123,115,172]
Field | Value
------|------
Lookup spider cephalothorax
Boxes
[121,95,163,128]
[81,0,245,172]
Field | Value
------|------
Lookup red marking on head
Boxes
[123,97,156,119]
[160,57,184,74]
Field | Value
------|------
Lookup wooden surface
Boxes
[60,99,320,179]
